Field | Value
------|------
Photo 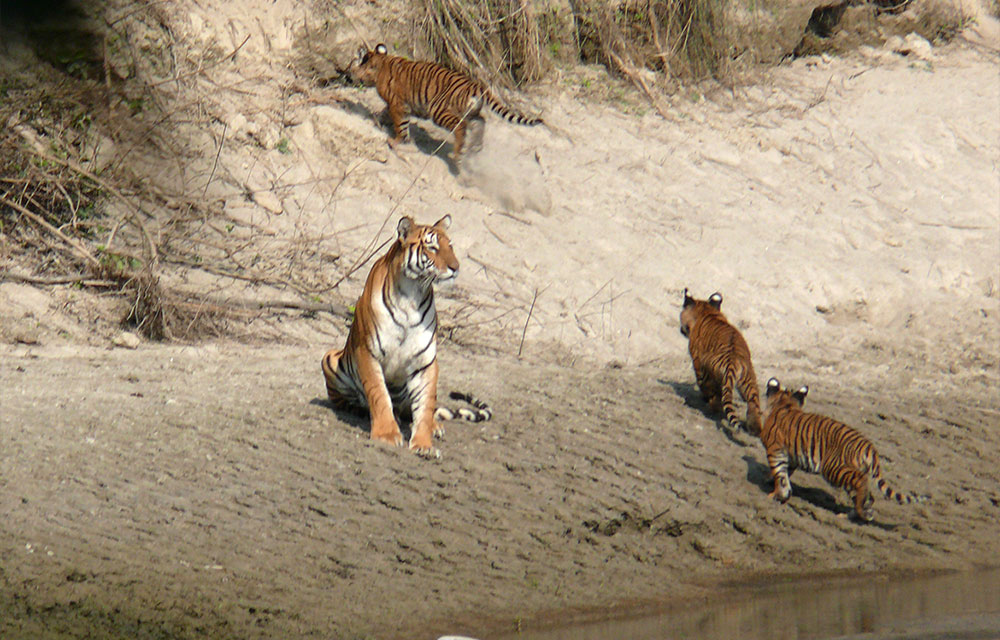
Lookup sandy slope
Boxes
[1,1,999,638]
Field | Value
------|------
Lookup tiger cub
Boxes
[350,43,542,162]
[761,378,926,522]
[321,215,490,455]
[679,289,762,435]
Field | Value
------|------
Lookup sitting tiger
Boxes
[350,43,542,163]
[679,289,762,435]
[761,378,926,522]
[321,215,491,455]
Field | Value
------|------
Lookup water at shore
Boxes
[501,568,1000,640]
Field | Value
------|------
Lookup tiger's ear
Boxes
[708,292,723,309]
[397,216,414,241]
[766,377,781,396]
[433,214,451,231]
[682,288,695,308]
[792,386,809,405]
[357,45,368,61]
[375,43,387,55]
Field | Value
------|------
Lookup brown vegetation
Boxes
[1,0,973,347]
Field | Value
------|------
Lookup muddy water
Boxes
[500,569,1000,640]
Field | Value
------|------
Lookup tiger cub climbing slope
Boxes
[350,43,542,162]
[761,377,927,522]
[679,289,763,435]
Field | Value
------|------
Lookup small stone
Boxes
[253,191,283,215]
[112,332,141,349]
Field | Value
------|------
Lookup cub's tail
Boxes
[720,368,742,434]
[872,462,927,505]
[483,91,542,126]
[435,391,492,422]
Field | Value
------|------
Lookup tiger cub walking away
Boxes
[321,215,491,455]
[679,289,762,435]
[761,378,926,522]
[350,43,542,164]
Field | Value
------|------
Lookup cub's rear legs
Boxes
[767,450,793,502]
[386,98,410,149]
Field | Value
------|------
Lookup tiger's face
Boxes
[765,378,808,411]
[351,43,388,86]
[679,288,723,338]
[396,215,459,285]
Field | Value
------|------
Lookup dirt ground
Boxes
[1,1,999,638]
[1,340,999,640]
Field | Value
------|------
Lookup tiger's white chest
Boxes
[372,283,437,386]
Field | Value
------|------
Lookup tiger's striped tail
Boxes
[435,391,492,422]
[743,385,763,436]
[483,91,542,126]
[720,368,742,434]
[873,465,928,505]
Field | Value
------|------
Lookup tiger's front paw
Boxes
[432,421,445,439]
[408,432,439,458]
[371,420,403,447]
[767,488,790,503]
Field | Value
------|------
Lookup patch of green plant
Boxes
[126,98,145,115]
[96,246,142,272]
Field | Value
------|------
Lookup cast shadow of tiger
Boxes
[660,379,752,448]
[741,455,899,529]
[339,98,470,175]
[309,397,437,444]
[309,397,370,433]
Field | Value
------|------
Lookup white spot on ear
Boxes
[767,378,780,388]
[709,293,722,303]
[797,386,809,396]
[376,43,387,54]
[397,216,414,241]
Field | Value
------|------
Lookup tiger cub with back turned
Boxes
[679,289,762,435]
[350,43,542,163]
[761,378,926,522]
[321,215,490,455]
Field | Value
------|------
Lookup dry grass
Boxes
[417,0,972,88]
[2,2,350,342]
[422,0,545,87]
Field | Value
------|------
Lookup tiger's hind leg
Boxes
[466,115,486,154]
[846,471,875,522]
[693,361,722,413]
[321,348,350,408]
[766,449,793,503]
[386,98,410,149]
[434,111,468,164]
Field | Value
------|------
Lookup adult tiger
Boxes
[679,289,762,435]
[350,43,542,163]
[761,378,926,522]
[321,215,490,455]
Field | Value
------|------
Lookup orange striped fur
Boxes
[761,378,926,522]
[351,43,541,162]
[679,289,762,435]
[321,215,490,455]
